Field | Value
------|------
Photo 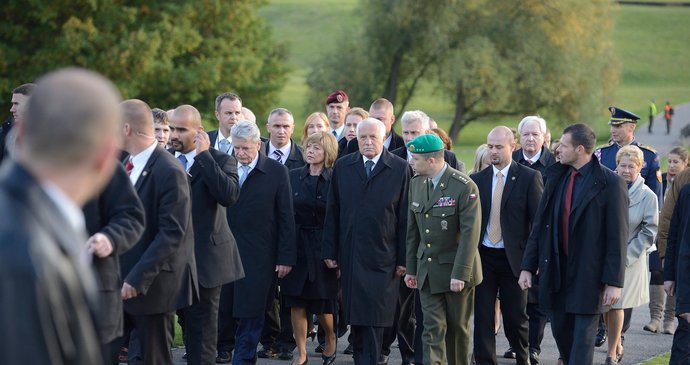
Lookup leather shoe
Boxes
[377,354,389,365]
[258,346,279,358]
[503,347,516,359]
[529,349,539,364]
[604,356,618,365]
[595,327,608,347]
[216,350,232,363]
[322,352,337,365]
[279,350,294,360]
[343,343,354,355]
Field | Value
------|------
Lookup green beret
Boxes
[406,134,444,154]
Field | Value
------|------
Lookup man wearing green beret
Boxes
[404,134,483,365]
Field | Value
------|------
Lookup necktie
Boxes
[561,169,578,256]
[177,155,188,170]
[219,139,231,154]
[427,178,434,200]
[239,165,250,186]
[332,130,338,138]
[527,160,534,166]
[365,160,374,178]
[272,150,284,164]
[125,158,134,176]
[488,171,504,244]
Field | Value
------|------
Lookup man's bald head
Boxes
[488,126,515,144]
[486,126,516,169]
[171,104,202,128]
[20,68,122,168]
[121,99,154,136]
[369,98,395,135]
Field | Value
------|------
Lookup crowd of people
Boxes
[0,68,689,365]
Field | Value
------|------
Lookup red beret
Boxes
[325,90,348,105]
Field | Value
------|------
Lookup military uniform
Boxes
[406,135,482,365]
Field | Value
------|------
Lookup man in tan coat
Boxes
[404,134,482,365]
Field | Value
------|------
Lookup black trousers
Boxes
[260,287,296,352]
[381,278,416,363]
[184,285,222,365]
[217,282,238,353]
[120,311,174,365]
[527,302,547,353]
[473,247,529,365]
[352,325,385,365]
[670,319,690,364]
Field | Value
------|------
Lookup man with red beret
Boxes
[326,90,350,141]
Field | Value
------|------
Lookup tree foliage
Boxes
[0,0,288,126]
[305,0,618,140]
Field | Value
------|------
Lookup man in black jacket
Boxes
[0,83,35,164]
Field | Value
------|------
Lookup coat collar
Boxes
[346,149,394,182]
[628,174,647,205]
[297,164,333,182]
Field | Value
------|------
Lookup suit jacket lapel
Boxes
[501,162,519,210]
[188,160,202,184]
[570,164,605,226]
[368,150,392,181]
[477,168,492,222]
[134,146,163,191]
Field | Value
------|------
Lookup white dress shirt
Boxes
[482,164,510,249]
[128,141,158,186]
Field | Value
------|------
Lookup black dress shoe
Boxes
[279,350,294,360]
[377,354,389,365]
[595,328,608,347]
[529,349,539,364]
[343,343,353,355]
[258,346,279,358]
[503,347,516,359]
[216,350,232,363]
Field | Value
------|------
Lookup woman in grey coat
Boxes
[604,145,659,365]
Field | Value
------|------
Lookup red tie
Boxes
[561,169,578,256]
[125,158,134,176]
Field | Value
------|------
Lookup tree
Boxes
[305,0,618,140]
[0,0,288,126]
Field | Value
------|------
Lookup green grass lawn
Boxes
[258,1,690,168]
[642,351,671,364]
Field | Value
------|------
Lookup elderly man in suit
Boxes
[169,105,244,365]
[83,163,146,365]
[519,123,628,365]
[404,134,483,365]
[0,68,123,364]
[323,117,410,365]
[511,116,556,178]
[227,120,296,365]
[471,127,543,365]
[120,99,198,365]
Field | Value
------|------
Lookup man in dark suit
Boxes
[169,105,244,365]
[83,163,146,365]
[227,120,296,365]
[208,92,243,154]
[0,83,35,164]
[120,99,198,365]
[666,183,690,363]
[323,118,410,365]
[519,123,628,365]
[0,68,123,364]
[511,116,556,179]
[345,98,406,155]
[471,126,543,365]
[509,116,556,363]
[263,107,305,170]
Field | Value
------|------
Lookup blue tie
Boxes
[178,155,188,170]
[272,150,284,164]
[239,165,250,186]
[332,130,338,138]
[365,160,374,178]
[219,139,231,154]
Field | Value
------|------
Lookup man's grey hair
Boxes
[22,68,122,168]
[356,118,386,140]
[517,116,547,135]
[267,107,294,124]
[401,110,430,130]
[231,120,261,143]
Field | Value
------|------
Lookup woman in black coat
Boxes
[283,131,339,365]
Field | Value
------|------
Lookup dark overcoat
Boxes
[322,149,410,326]
[282,166,338,299]
[228,154,296,318]
[521,156,628,314]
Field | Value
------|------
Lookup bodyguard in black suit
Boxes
[169,105,244,365]
[226,121,296,365]
[519,124,628,365]
[666,183,690,362]
[120,99,198,365]
[344,98,406,156]
[209,92,244,154]
[471,127,543,365]
[323,118,410,365]
[0,69,123,365]
[83,163,146,364]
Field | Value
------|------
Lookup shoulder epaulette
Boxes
[596,142,613,150]
[636,143,657,154]
[450,172,469,184]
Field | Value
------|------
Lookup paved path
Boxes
[635,102,690,156]
[167,302,675,365]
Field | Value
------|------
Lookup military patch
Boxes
[336,94,343,103]
[434,197,456,207]
[451,173,469,184]
[468,193,477,200]
[441,220,448,230]
[412,202,420,207]
[637,143,657,153]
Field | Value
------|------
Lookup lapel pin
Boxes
[511,176,516,181]
[142,171,148,176]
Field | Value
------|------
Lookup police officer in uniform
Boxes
[594,106,662,348]
[404,134,483,365]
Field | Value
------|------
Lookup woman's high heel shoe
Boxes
[322,352,336,365]
[307,328,318,341]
